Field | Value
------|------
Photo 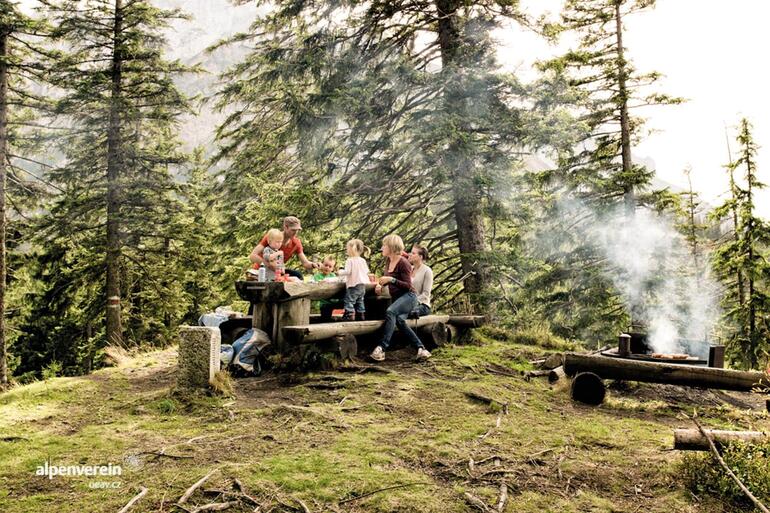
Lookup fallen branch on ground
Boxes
[189,502,237,513]
[523,370,550,380]
[178,468,219,505]
[118,486,148,513]
[692,414,770,513]
[464,391,509,414]
[139,450,194,460]
[338,482,433,505]
[464,492,494,512]
[497,483,508,513]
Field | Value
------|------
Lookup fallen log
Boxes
[548,346,609,384]
[570,372,606,405]
[547,367,566,385]
[563,353,770,392]
[447,315,487,328]
[674,429,769,451]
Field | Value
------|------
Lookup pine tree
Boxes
[712,119,770,369]
[526,0,682,338]
[540,0,681,211]
[33,0,194,356]
[0,2,55,385]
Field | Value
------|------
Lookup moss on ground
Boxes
[0,338,766,512]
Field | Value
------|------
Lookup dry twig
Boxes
[496,483,508,513]
[338,482,432,505]
[178,468,219,505]
[463,492,494,513]
[118,486,148,513]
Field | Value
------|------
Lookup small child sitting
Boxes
[312,255,338,282]
[261,228,285,281]
[312,255,340,321]
[337,239,370,321]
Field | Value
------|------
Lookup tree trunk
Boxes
[745,145,757,368]
[564,353,769,392]
[615,1,634,218]
[106,0,124,346]
[725,133,745,307]
[435,0,488,301]
[0,31,7,385]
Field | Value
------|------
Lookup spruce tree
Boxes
[0,2,55,385]
[527,0,682,339]
[712,119,770,369]
[34,0,193,355]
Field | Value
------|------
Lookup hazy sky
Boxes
[501,0,770,217]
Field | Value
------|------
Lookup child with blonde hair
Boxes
[337,239,371,321]
[261,228,285,281]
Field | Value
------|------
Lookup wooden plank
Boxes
[251,303,272,333]
[236,280,377,303]
[283,315,452,344]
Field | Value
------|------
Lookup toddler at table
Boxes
[337,239,371,321]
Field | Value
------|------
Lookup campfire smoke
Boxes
[554,200,720,354]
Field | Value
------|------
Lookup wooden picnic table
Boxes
[235,280,380,351]
[234,280,485,352]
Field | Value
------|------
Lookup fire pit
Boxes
[600,331,722,368]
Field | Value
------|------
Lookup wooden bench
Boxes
[283,314,486,346]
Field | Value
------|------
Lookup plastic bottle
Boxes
[258,263,266,282]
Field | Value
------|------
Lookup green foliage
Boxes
[681,440,770,511]
[508,326,578,351]
[14,0,199,375]
[41,360,62,381]
[211,0,573,310]
[711,119,770,369]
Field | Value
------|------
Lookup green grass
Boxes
[0,338,764,512]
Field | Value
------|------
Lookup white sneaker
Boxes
[370,346,385,362]
[416,348,431,361]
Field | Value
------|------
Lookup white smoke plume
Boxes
[556,199,720,355]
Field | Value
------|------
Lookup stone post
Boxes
[177,326,221,390]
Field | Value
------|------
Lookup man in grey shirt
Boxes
[408,244,433,318]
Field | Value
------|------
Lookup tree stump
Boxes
[177,326,221,390]
[570,372,606,405]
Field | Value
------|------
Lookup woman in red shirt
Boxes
[370,234,431,361]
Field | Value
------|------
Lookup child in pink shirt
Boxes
[337,239,371,321]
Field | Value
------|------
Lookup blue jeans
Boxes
[343,284,366,313]
[411,304,431,318]
[378,291,423,350]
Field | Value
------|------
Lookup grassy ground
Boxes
[0,333,767,513]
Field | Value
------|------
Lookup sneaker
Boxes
[370,346,385,362]
[341,311,354,321]
[416,348,431,361]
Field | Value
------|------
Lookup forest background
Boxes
[1,0,769,385]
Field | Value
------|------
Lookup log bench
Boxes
[283,314,486,346]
